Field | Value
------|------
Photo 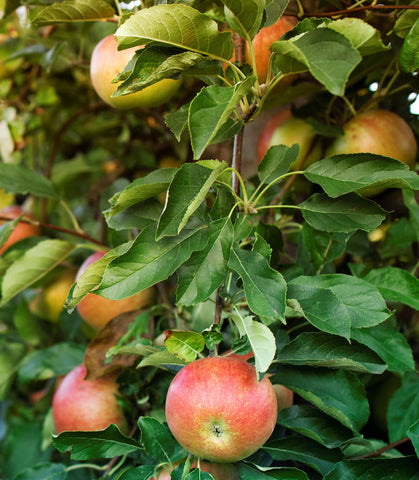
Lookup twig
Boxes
[353,437,411,460]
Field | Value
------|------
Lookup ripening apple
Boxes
[165,356,278,462]
[90,35,182,110]
[0,205,40,255]
[52,363,128,433]
[223,350,294,411]
[153,459,239,479]
[326,109,418,196]
[248,16,296,85]
[257,108,323,169]
[30,267,77,323]
[75,251,155,331]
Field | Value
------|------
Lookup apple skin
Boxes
[223,350,294,411]
[75,251,155,331]
[0,205,40,255]
[90,35,182,110]
[247,16,296,84]
[30,267,77,323]
[52,363,128,434]
[165,356,278,463]
[154,459,239,480]
[257,108,323,169]
[326,109,418,196]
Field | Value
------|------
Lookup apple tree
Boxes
[0,0,419,479]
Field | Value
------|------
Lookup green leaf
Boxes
[115,4,234,60]
[14,463,67,480]
[0,215,21,253]
[189,79,254,159]
[299,193,386,233]
[228,247,287,322]
[0,342,26,401]
[263,0,289,28]
[387,372,419,443]
[408,419,419,458]
[176,217,234,306]
[276,332,386,374]
[399,17,419,73]
[31,0,115,25]
[323,457,419,480]
[351,321,415,374]
[277,405,356,448]
[114,47,203,96]
[363,266,419,310]
[164,330,206,363]
[230,312,276,375]
[165,103,190,141]
[258,144,300,185]
[66,244,131,311]
[1,239,77,306]
[403,189,419,240]
[271,28,361,96]
[106,168,176,218]
[289,273,390,331]
[96,220,208,300]
[238,462,309,480]
[304,154,419,197]
[221,0,264,40]
[325,17,389,56]
[271,366,370,432]
[156,162,227,239]
[138,416,180,463]
[0,163,59,198]
[17,342,85,384]
[53,424,141,460]
[137,349,187,370]
[117,466,155,480]
[263,436,342,475]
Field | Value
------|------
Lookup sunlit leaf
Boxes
[31,0,115,25]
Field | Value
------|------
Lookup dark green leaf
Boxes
[277,404,356,448]
[276,332,386,374]
[177,217,234,305]
[138,417,180,463]
[351,321,415,374]
[238,462,309,479]
[14,463,67,480]
[117,465,155,480]
[157,162,227,239]
[221,0,264,39]
[96,221,208,300]
[271,366,370,432]
[299,193,386,233]
[399,17,419,73]
[263,436,342,475]
[0,163,59,198]
[304,154,419,197]
[164,330,205,362]
[228,246,287,322]
[258,144,300,185]
[53,424,140,460]
[387,372,419,443]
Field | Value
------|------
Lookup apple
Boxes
[257,108,323,169]
[325,109,418,195]
[165,356,278,462]
[247,16,296,85]
[90,35,182,110]
[30,267,77,323]
[154,459,239,479]
[223,350,294,411]
[52,363,128,434]
[75,251,155,331]
[0,205,40,255]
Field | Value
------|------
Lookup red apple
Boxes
[0,205,40,255]
[326,109,418,195]
[75,251,155,331]
[165,356,278,462]
[257,108,323,169]
[247,16,296,85]
[154,459,239,479]
[222,350,294,411]
[52,363,128,434]
[90,35,182,110]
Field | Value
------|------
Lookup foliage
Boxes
[0,0,419,479]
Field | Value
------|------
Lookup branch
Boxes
[353,437,411,460]
[291,4,419,18]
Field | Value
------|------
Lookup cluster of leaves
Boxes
[1,0,419,479]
